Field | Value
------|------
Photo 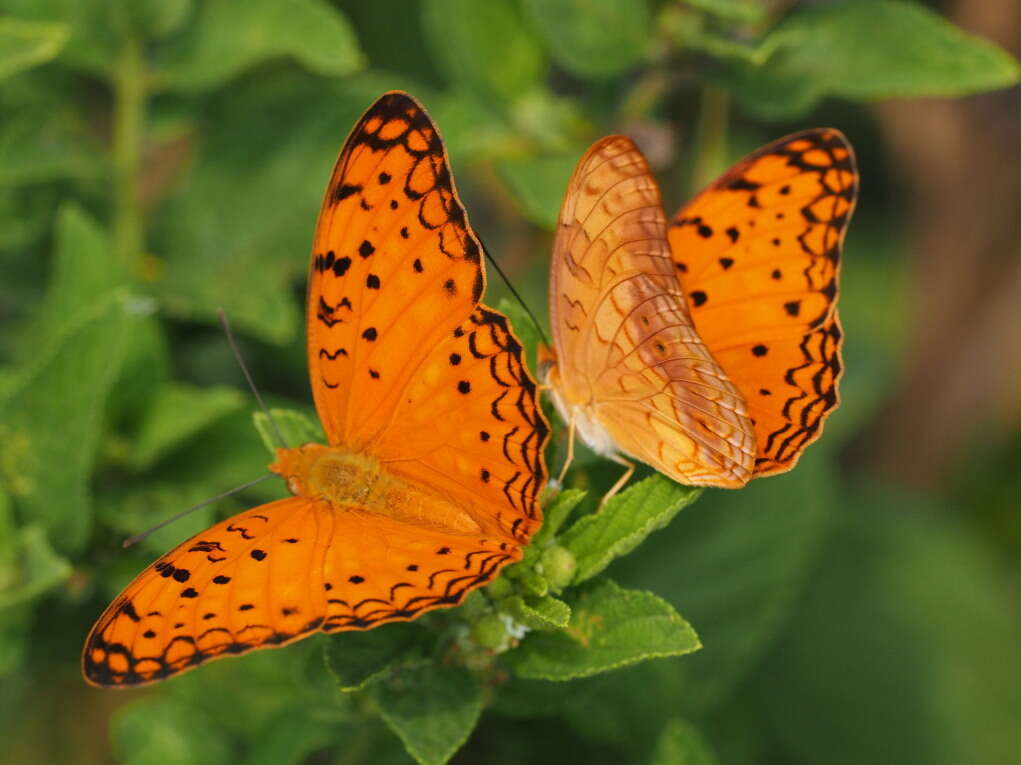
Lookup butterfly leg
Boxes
[597,454,635,512]
[556,413,578,486]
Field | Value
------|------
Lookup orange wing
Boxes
[308,90,547,538]
[306,92,487,450]
[83,497,517,686]
[374,305,548,545]
[546,136,756,487]
[84,498,327,686]
[84,91,549,687]
[667,130,857,475]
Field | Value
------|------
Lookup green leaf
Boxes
[0,485,14,577]
[666,10,774,65]
[560,475,701,584]
[427,91,518,165]
[534,488,586,545]
[39,204,132,341]
[611,449,835,711]
[155,0,364,92]
[756,483,1021,765]
[496,152,579,229]
[373,661,483,765]
[242,707,339,765]
[523,0,651,78]
[112,696,234,765]
[726,0,1021,120]
[501,593,571,630]
[422,0,545,104]
[0,1,123,75]
[130,383,244,469]
[0,17,68,80]
[506,578,700,680]
[126,0,193,40]
[323,622,431,692]
[681,0,764,24]
[650,717,720,765]
[0,207,140,553]
[0,604,29,677]
[253,408,325,455]
[0,295,136,554]
[0,524,72,610]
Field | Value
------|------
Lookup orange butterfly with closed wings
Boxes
[83,92,549,687]
[543,131,857,500]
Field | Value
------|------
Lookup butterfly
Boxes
[83,92,549,687]
[542,130,857,499]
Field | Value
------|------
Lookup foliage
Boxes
[1,1,1019,764]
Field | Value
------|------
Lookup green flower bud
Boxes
[470,613,507,650]
[539,545,576,591]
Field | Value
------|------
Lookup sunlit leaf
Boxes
[560,475,701,584]
[523,0,651,78]
[726,0,1020,119]
[422,0,545,104]
[0,17,68,81]
[506,578,700,680]
[497,152,579,229]
[156,0,364,92]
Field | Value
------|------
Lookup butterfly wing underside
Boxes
[548,136,756,487]
[667,130,857,474]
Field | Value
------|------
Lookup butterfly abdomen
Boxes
[271,445,482,534]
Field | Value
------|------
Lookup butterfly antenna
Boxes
[122,474,276,548]
[217,307,288,449]
[481,242,551,347]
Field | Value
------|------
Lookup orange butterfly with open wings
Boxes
[83,92,549,687]
[543,131,857,499]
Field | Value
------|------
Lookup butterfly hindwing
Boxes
[548,136,756,487]
[318,511,519,632]
[83,495,526,687]
[375,305,548,544]
[83,497,328,686]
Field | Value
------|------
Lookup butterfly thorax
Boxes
[270,444,482,535]
[540,352,620,460]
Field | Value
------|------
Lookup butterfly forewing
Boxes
[307,92,487,449]
[667,129,857,474]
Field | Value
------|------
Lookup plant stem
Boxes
[112,34,145,269]
[689,85,729,195]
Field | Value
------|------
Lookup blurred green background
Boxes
[2,1,1020,763]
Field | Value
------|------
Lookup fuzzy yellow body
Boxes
[270,444,481,535]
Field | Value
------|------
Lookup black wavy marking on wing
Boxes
[759,320,842,466]
[319,548,514,632]
[82,593,324,687]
